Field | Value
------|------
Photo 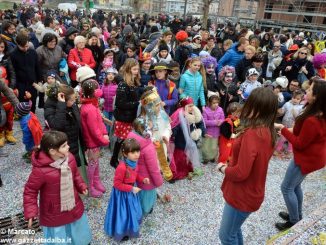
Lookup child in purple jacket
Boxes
[202,93,225,163]
[101,67,118,133]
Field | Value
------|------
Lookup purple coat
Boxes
[202,106,225,138]
[126,132,163,190]
[101,83,118,112]
[154,79,178,115]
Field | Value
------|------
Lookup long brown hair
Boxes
[121,58,140,86]
[239,87,278,145]
[296,77,326,123]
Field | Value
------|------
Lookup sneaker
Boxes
[278,211,290,221]
[275,221,294,231]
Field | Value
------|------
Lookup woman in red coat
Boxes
[23,131,91,245]
[68,35,96,87]
[216,88,278,245]
[274,77,326,231]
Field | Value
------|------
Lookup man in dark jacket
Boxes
[10,33,41,113]
[58,26,78,55]
[0,21,16,53]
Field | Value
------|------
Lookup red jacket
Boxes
[113,162,144,192]
[68,48,96,81]
[221,127,274,212]
[23,152,87,227]
[282,116,326,174]
[127,132,163,190]
[80,101,109,148]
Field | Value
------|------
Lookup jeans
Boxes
[219,202,251,245]
[281,159,306,223]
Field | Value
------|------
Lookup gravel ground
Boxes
[0,109,325,244]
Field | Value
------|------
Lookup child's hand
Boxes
[32,82,37,88]
[103,135,109,141]
[83,189,88,195]
[28,217,36,229]
[24,91,32,99]
[204,134,212,138]
[132,186,141,194]
[143,178,150,184]
[57,92,65,102]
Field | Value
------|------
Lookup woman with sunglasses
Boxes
[282,47,315,84]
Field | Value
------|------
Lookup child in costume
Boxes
[275,90,304,157]
[139,87,173,181]
[127,118,163,215]
[98,48,115,86]
[80,80,109,198]
[238,68,262,103]
[170,97,206,180]
[23,131,91,245]
[218,102,241,164]
[104,138,150,242]
[33,70,61,101]
[15,101,43,162]
[201,55,218,95]
[312,52,326,79]
[101,67,118,133]
[149,62,178,115]
[202,92,225,163]
[59,58,71,85]
[0,67,18,146]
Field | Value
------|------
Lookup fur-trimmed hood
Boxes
[185,105,202,124]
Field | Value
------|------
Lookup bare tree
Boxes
[202,0,213,29]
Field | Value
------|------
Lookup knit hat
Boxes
[273,76,288,89]
[159,43,169,52]
[179,97,194,108]
[15,102,31,117]
[289,44,299,51]
[246,68,259,77]
[175,30,188,42]
[46,70,57,78]
[76,66,96,83]
[199,50,210,58]
[106,67,118,75]
[65,26,78,37]
[193,34,202,41]
[122,25,133,36]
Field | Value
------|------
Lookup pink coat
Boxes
[23,152,86,227]
[203,106,225,138]
[81,102,109,148]
[101,83,118,112]
[127,132,163,190]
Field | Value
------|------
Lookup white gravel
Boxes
[0,108,325,244]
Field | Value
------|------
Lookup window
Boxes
[288,4,293,12]
[323,17,326,25]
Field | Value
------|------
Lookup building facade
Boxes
[256,0,326,32]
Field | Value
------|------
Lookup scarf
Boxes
[49,157,76,212]
[125,158,137,169]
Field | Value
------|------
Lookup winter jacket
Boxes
[203,106,225,138]
[68,48,96,81]
[282,58,315,82]
[235,57,252,82]
[36,45,65,79]
[127,132,163,190]
[140,69,152,88]
[154,79,178,115]
[101,83,118,112]
[0,54,16,88]
[23,152,87,227]
[113,82,140,123]
[44,99,84,166]
[59,27,78,55]
[203,45,223,62]
[179,70,206,107]
[216,80,239,115]
[113,162,144,192]
[217,44,244,72]
[0,33,16,53]
[206,73,218,93]
[175,45,192,71]
[80,101,109,148]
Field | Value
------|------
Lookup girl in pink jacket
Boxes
[126,117,163,215]
[81,79,109,198]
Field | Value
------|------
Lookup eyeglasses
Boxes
[225,75,233,78]
[273,46,280,48]
[299,52,307,55]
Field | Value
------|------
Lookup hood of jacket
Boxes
[128,131,153,150]
[31,151,55,168]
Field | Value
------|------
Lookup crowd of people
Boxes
[0,4,325,244]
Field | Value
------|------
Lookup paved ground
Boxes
[0,108,325,244]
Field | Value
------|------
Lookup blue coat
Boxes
[217,44,244,72]
[20,113,34,152]
[179,70,206,107]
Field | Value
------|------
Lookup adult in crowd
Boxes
[217,37,248,72]
[10,33,41,113]
[243,53,265,84]
[39,16,60,43]
[68,35,96,87]
[202,35,223,62]
[222,39,233,55]
[282,47,315,84]
[0,21,16,53]
[120,24,139,49]
[58,26,78,55]
[118,45,138,70]
[260,32,273,52]
[217,87,278,244]
[235,45,256,83]
[265,42,283,80]
[190,35,202,56]
[44,84,88,181]
[283,79,301,102]
[274,78,326,231]
[86,32,104,73]
[216,65,239,115]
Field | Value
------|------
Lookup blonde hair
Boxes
[245,45,256,54]
[293,47,312,61]
[223,39,233,47]
[122,58,140,86]
[188,57,207,90]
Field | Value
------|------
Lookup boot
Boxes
[93,163,106,193]
[87,165,103,198]
[0,132,5,147]
[278,211,290,221]
[110,140,123,168]
[5,131,17,144]
[275,221,295,231]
